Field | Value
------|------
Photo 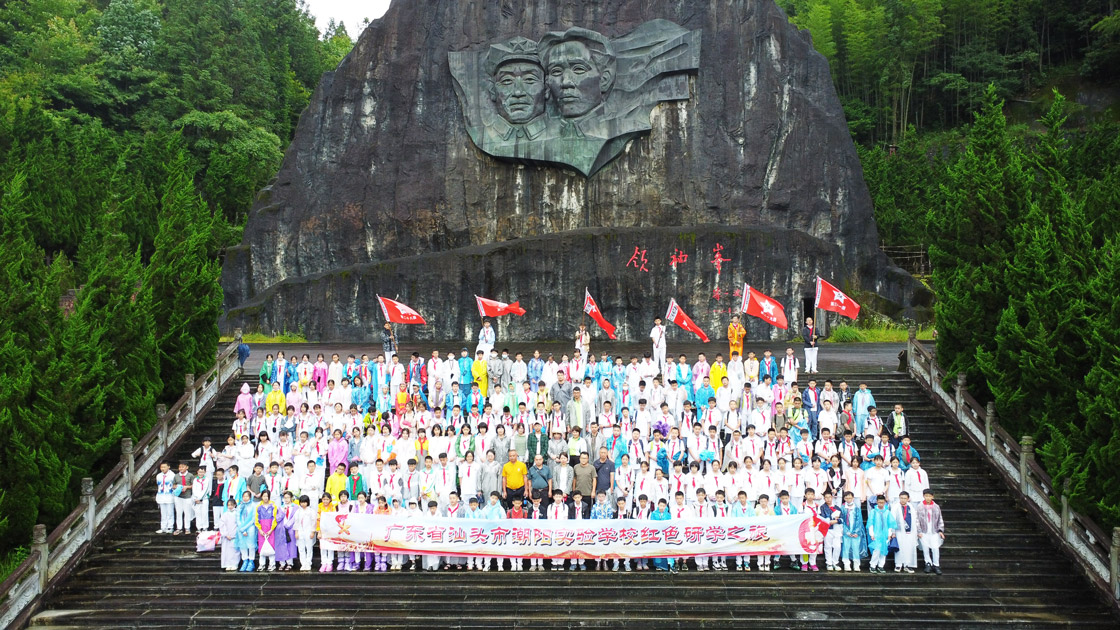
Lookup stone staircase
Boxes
[25,373,1120,628]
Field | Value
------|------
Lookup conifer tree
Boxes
[142,149,222,400]
[1069,238,1120,526]
[928,84,1031,398]
[0,172,70,544]
[46,191,159,485]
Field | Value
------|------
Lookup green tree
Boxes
[48,192,159,464]
[0,172,69,546]
[1068,238,1120,526]
[928,85,1031,398]
[173,110,282,227]
[319,19,354,73]
[142,149,222,400]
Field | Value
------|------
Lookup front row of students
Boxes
[202,479,945,574]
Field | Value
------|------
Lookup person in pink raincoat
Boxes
[234,383,254,417]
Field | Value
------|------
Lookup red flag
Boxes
[475,295,527,318]
[740,284,788,330]
[377,295,426,325]
[583,288,617,339]
[815,277,861,319]
[665,298,709,343]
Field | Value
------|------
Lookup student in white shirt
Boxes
[863,455,889,505]
[155,462,176,534]
[891,491,919,573]
[905,458,930,497]
[191,465,211,531]
[886,457,907,505]
[692,489,713,570]
[670,492,694,571]
[547,488,569,567]
[293,495,318,571]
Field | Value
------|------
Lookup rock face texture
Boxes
[221,0,931,342]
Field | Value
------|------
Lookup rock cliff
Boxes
[221,0,931,341]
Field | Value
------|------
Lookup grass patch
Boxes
[220,332,308,344]
[0,546,29,582]
[826,323,935,343]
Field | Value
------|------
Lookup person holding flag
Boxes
[476,320,496,358]
[575,323,591,357]
[802,317,820,374]
[727,315,746,358]
[649,317,668,376]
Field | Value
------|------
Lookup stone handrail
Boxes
[906,330,1120,609]
[0,331,244,630]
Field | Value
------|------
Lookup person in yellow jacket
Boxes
[265,382,287,415]
[710,355,728,392]
[316,493,336,572]
[727,315,746,357]
[324,463,348,504]
[471,350,490,396]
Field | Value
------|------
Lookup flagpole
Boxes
[581,288,587,334]
[388,295,398,357]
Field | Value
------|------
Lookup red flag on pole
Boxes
[815,277,861,319]
[740,284,788,330]
[583,288,617,339]
[665,298,709,343]
[377,295,427,325]
[475,295,527,318]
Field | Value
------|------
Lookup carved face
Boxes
[491,61,547,124]
[545,41,607,118]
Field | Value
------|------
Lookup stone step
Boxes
[29,608,1120,630]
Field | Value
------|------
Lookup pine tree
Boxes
[929,84,1031,399]
[0,172,70,548]
[45,192,160,487]
[975,194,1088,440]
[1069,238,1120,526]
[142,148,222,401]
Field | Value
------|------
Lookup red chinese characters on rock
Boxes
[711,243,730,274]
[627,246,650,272]
[670,248,689,269]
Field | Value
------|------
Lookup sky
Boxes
[304,0,393,37]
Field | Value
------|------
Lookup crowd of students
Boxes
[156,323,946,575]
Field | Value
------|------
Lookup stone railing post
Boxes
[984,402,996,457]
[1111,527,1119,601]
[1060,478,1071,543]
[32,524,47,591]
[1020,435,1035,495]
[81,477,95,543]
[121,438,135,487]
[955,373,967,420]
[185,373,196,426]
[156,404,168,451]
